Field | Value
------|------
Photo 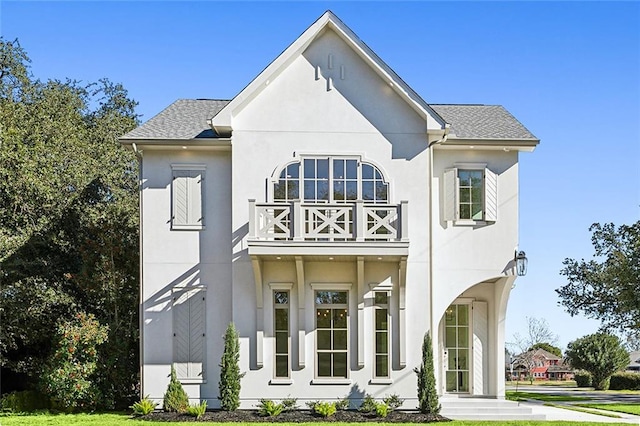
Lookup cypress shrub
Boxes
[163,366,189,413]
[219,322,245,411]
[414,332,440,414]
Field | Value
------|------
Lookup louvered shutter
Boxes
[484,168,498,222]
[443,168,458,221]
[173,291,191,379]
[188,289,205,379]
[173,288,206,381]
[172,169,204,230]
[472,301,488,395]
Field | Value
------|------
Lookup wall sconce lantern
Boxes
[515,250,528,276]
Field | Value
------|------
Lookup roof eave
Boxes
[438,137,540,152]
[119,137,232,151]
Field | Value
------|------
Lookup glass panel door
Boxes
[444,304,470,393]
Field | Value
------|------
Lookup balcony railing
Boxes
[248,200,408,242]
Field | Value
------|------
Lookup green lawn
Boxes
[577,404,640,416]
[505,391,590,402]
[0,414,629,426]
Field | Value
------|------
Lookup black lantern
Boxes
[515,250,528,276]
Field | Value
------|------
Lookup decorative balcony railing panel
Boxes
[249,200,408,242]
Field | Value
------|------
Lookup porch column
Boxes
[251,256,264,367]
[295,256,306,368]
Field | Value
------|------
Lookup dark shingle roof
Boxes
[121,99,230,140]
[431,104,538,140]
[121,100,537,142]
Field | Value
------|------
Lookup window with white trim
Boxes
[274,290,290,378]
[273,157,388,204]
[443,165,497,222]
[172,287,206,382]
[172,165,205,230]
[373,291,390,378]
[315,290,348,378]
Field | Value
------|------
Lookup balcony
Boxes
[247,199,409,257]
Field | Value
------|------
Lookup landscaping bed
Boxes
[139,409,449,423]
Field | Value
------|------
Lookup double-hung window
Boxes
[373,291,390,378]
[315,290,348,378]
[273,290,290,379]
[443,164,497,223]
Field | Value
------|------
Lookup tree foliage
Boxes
[218,323,244,411]
[558,222,640,344]
[0,38,139,408]
[529,342,563,357]
[414,332,440,414]
[566,333,630,390]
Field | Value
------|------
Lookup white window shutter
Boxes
[188,289,206,379]
[173,172,190,227]
[188,171,204,227]
[172,169,204,230]
[173,291,190,379]
[484,168,498,222]
[472,301,489,395]
[443,168,458,221]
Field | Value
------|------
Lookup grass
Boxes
[577,403,640,416]
[541,403,621,418]
[506,380,577,387]
[0,413,631,426]
[505,391,590,402]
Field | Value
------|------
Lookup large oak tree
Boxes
[0,39,140,408]
[557,221,640,347]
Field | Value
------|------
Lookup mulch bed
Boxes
[138,410,450,423]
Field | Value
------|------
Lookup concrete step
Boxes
[440,398,546,421]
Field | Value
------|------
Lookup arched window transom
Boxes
[273,157,389,204]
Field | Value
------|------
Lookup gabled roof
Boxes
[431,104,538,141]
[209,10,447,134]
[120,100,538,144]
[629,351,640,367]
[121,99,229,141]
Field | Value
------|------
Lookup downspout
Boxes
[132,143,144,400]
[427,125,448,394]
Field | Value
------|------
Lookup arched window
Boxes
[273,157,389,203]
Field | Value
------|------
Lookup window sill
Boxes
[172,225,205,231]
[269,378,293,385]
[179,379,206,385]
[311,378,352,385]
[369,378,393,385]
[454,220,489,227]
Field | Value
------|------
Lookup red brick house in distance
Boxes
[513,348,573,381]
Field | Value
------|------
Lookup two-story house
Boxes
[120,11,538,408]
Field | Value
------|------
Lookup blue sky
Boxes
[2,1,639,350]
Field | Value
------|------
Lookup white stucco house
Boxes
[120,11,538,408]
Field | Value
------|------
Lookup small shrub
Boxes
[186,400,207,419]
[609,372,640,390]
[335,396,350,411]
[281,397,298,412]
[314,401,337,418]
[415,332,440,414]
[131,395,158,415]
[0,390,50,413]
[383,393,404,411]
[574,370,593,387]
[163,366,189,413]
[358,394,377,413]
[257,399,283,417]
[306,400,319,410]
[40,312,109,411]
[375,402,389,418]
